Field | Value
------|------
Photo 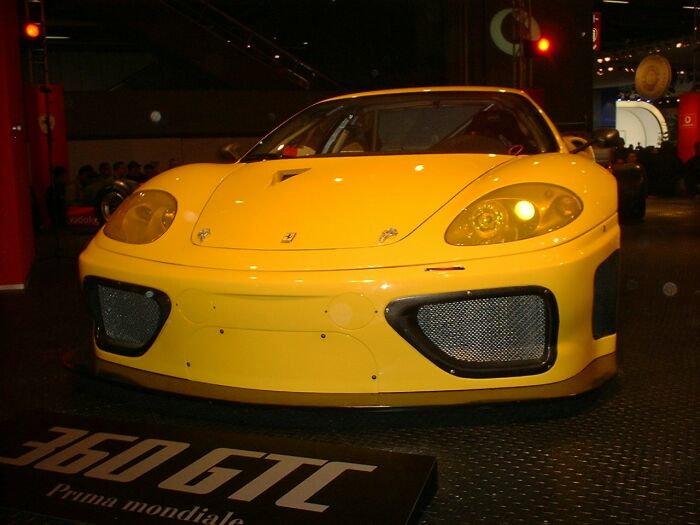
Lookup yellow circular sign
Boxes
[635,54,671,100]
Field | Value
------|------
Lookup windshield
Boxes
[243,91,559,162]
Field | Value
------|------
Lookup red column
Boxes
[0,0,35,289]
[678,92,700,162]
[25,83,69,227]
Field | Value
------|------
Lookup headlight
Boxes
[104,190,177,244]
[445,183,582,246]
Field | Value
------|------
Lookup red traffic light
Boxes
[523,36,553,58]
[23,22,42,40]
[535,37,551,54]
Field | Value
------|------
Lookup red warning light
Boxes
[524,37,553,58]
[535,37,551,54]
[23,22,41,40]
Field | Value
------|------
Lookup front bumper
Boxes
[65,347,616,408]
[78,216,619,407]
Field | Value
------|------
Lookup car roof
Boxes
[322,86,530,103]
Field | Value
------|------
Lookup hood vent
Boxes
[274,168,311,184]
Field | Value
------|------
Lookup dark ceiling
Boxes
[40,1,696,49]
[595,0,697,50]
[36,0,698,91]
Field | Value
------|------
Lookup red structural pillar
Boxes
[678,92,700,162]
[25,83,69,227]
[0,0,35,289]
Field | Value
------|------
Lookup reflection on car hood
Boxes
[193,155,511,250]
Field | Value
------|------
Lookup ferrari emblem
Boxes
[38,114,55,135]
[378,227,398,244]
[281,232,297,243]
[197,228,211,243]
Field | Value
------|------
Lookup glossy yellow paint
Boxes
[92,153,617,272]
[190,155,511,250]
[73,351,616,408]
[79,86,620,406]
[80,215,618,396]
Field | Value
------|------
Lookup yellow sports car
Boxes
[78,87,620,407]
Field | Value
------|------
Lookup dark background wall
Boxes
[65,90,332,140]
[465,0,594,131]
[40,0,595,142]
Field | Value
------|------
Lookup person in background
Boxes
[97,161,113,181]
[46,166,68,227]
[143,163,157,180]
[113,161,127,180]
[650,142,683,196]
[684,142,700,199]
[80,161,114,206]
[625,149,648,197]
[72,164,98,206]
[76,164,97,191]
[126,160,147,183]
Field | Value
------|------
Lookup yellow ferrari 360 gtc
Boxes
[78,87,621,407]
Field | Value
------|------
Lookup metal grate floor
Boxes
[1,198,698,524]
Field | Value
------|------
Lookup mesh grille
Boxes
[416,295,546,364]
[97,284,162,349]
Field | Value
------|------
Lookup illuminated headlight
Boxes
[104,190,177,244]
[445,183,582,246]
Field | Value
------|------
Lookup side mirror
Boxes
[569,128,619,154]
[220,143,241,162]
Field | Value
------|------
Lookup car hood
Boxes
[192,155,512,250]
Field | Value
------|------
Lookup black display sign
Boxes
[0,412,436,524]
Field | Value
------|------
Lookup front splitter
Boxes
[64,344,617,408]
